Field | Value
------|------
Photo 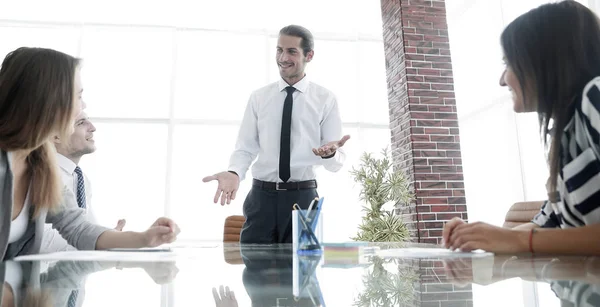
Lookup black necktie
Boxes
[279,86,295,183]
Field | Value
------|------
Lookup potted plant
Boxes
[353,256,419,307]
[350,147,414,242]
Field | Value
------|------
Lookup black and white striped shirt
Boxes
[551,280,600,306]
[533,77,600,228]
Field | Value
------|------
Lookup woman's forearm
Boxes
[512,222,540,230]
[95,230,146,250]
[530,224,600,255]
[2,283,14,307]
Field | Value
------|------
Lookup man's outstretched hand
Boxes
[312,135,351,158]
[202,171,240,205]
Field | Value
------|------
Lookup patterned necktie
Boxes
[74,166,86,209]
[67,166,85,307]
[279,86,295,183]
[67,290,79,307]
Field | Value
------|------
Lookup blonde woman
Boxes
[0,47,180,262]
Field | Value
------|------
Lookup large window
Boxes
[0,2,391,306]
[0,0,391,244]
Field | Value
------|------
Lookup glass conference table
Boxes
[1,242,598,307]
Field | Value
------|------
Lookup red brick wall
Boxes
[380,0,472,304]
[388,258,474,307]
[380,0,467,245]
[419,259,474,307]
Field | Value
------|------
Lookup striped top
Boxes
[550,280,600,306]
[533,77,600,228]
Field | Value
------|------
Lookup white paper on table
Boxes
[166,242,221,249]
[14,250,181,262]
[375,247,493,259]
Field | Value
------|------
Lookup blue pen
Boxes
[295,206,319,246]
[306,197,324,236]
[294,204,321,249]
[300,198,318,242]
[297,198,318,242]
[299,197,322,241]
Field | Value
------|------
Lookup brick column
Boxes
[381,0,467,245]
[380,1,472,304]
[419,259,474,307]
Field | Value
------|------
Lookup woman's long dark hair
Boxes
[501,0,600,199]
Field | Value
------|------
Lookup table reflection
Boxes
[443,255,600,306]
[2,243,600,307]
[219,245,323,307]
[1,260,178,307]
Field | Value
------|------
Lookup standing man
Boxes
[203,25,350,244]
[41,111,125,253]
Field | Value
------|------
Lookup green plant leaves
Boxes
[350,147,415,243]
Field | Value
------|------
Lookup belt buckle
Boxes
[276,182,286,191]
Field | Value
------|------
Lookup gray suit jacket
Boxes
[0,149,110,260]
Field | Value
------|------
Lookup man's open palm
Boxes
[312,135,351,157]
[203,171,240,205]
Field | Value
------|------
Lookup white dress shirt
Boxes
[228,76,345,182]
[40,154,96,253]
[7,192,29,244]
[7,152,30,245]
[4,261,22,307]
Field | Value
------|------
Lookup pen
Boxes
[306,197,319,223]
[307,197,318,213]
[293,204,321,248]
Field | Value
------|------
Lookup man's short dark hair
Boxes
[279,25,314,56]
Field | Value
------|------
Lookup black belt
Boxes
[252,179,317,191]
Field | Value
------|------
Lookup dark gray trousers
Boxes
[240,187,318,244]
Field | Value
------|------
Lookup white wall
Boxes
[446,1,594,307]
